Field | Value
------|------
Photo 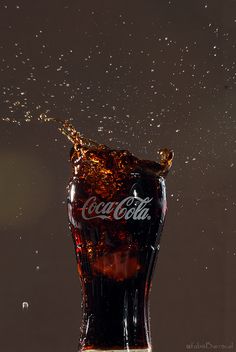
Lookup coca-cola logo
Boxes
[81,196,153,221]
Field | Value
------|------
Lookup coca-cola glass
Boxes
[67,143,173,352]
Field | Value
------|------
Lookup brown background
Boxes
[0,0,235,351]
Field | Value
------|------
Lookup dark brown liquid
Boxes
[3,112,173,350]
[67,145,172,351]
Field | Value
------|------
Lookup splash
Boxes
[2,112,173,177]
[38,113,100,150]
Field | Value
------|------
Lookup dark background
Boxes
[0,0,235,351]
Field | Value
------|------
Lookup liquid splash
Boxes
[38,113,100,150]
[38,113,173,177]
[3,112,173,177]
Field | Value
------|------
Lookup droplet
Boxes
[22,302,29,310]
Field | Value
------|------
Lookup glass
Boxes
[67,141,173,352]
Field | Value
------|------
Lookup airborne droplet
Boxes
[22,302,29,310]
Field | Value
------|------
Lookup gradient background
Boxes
[0,1,235,351]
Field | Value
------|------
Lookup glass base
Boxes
[83,349,151,352]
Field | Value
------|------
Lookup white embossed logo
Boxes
[81,196,153,221]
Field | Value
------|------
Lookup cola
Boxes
[67,142,173,352]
